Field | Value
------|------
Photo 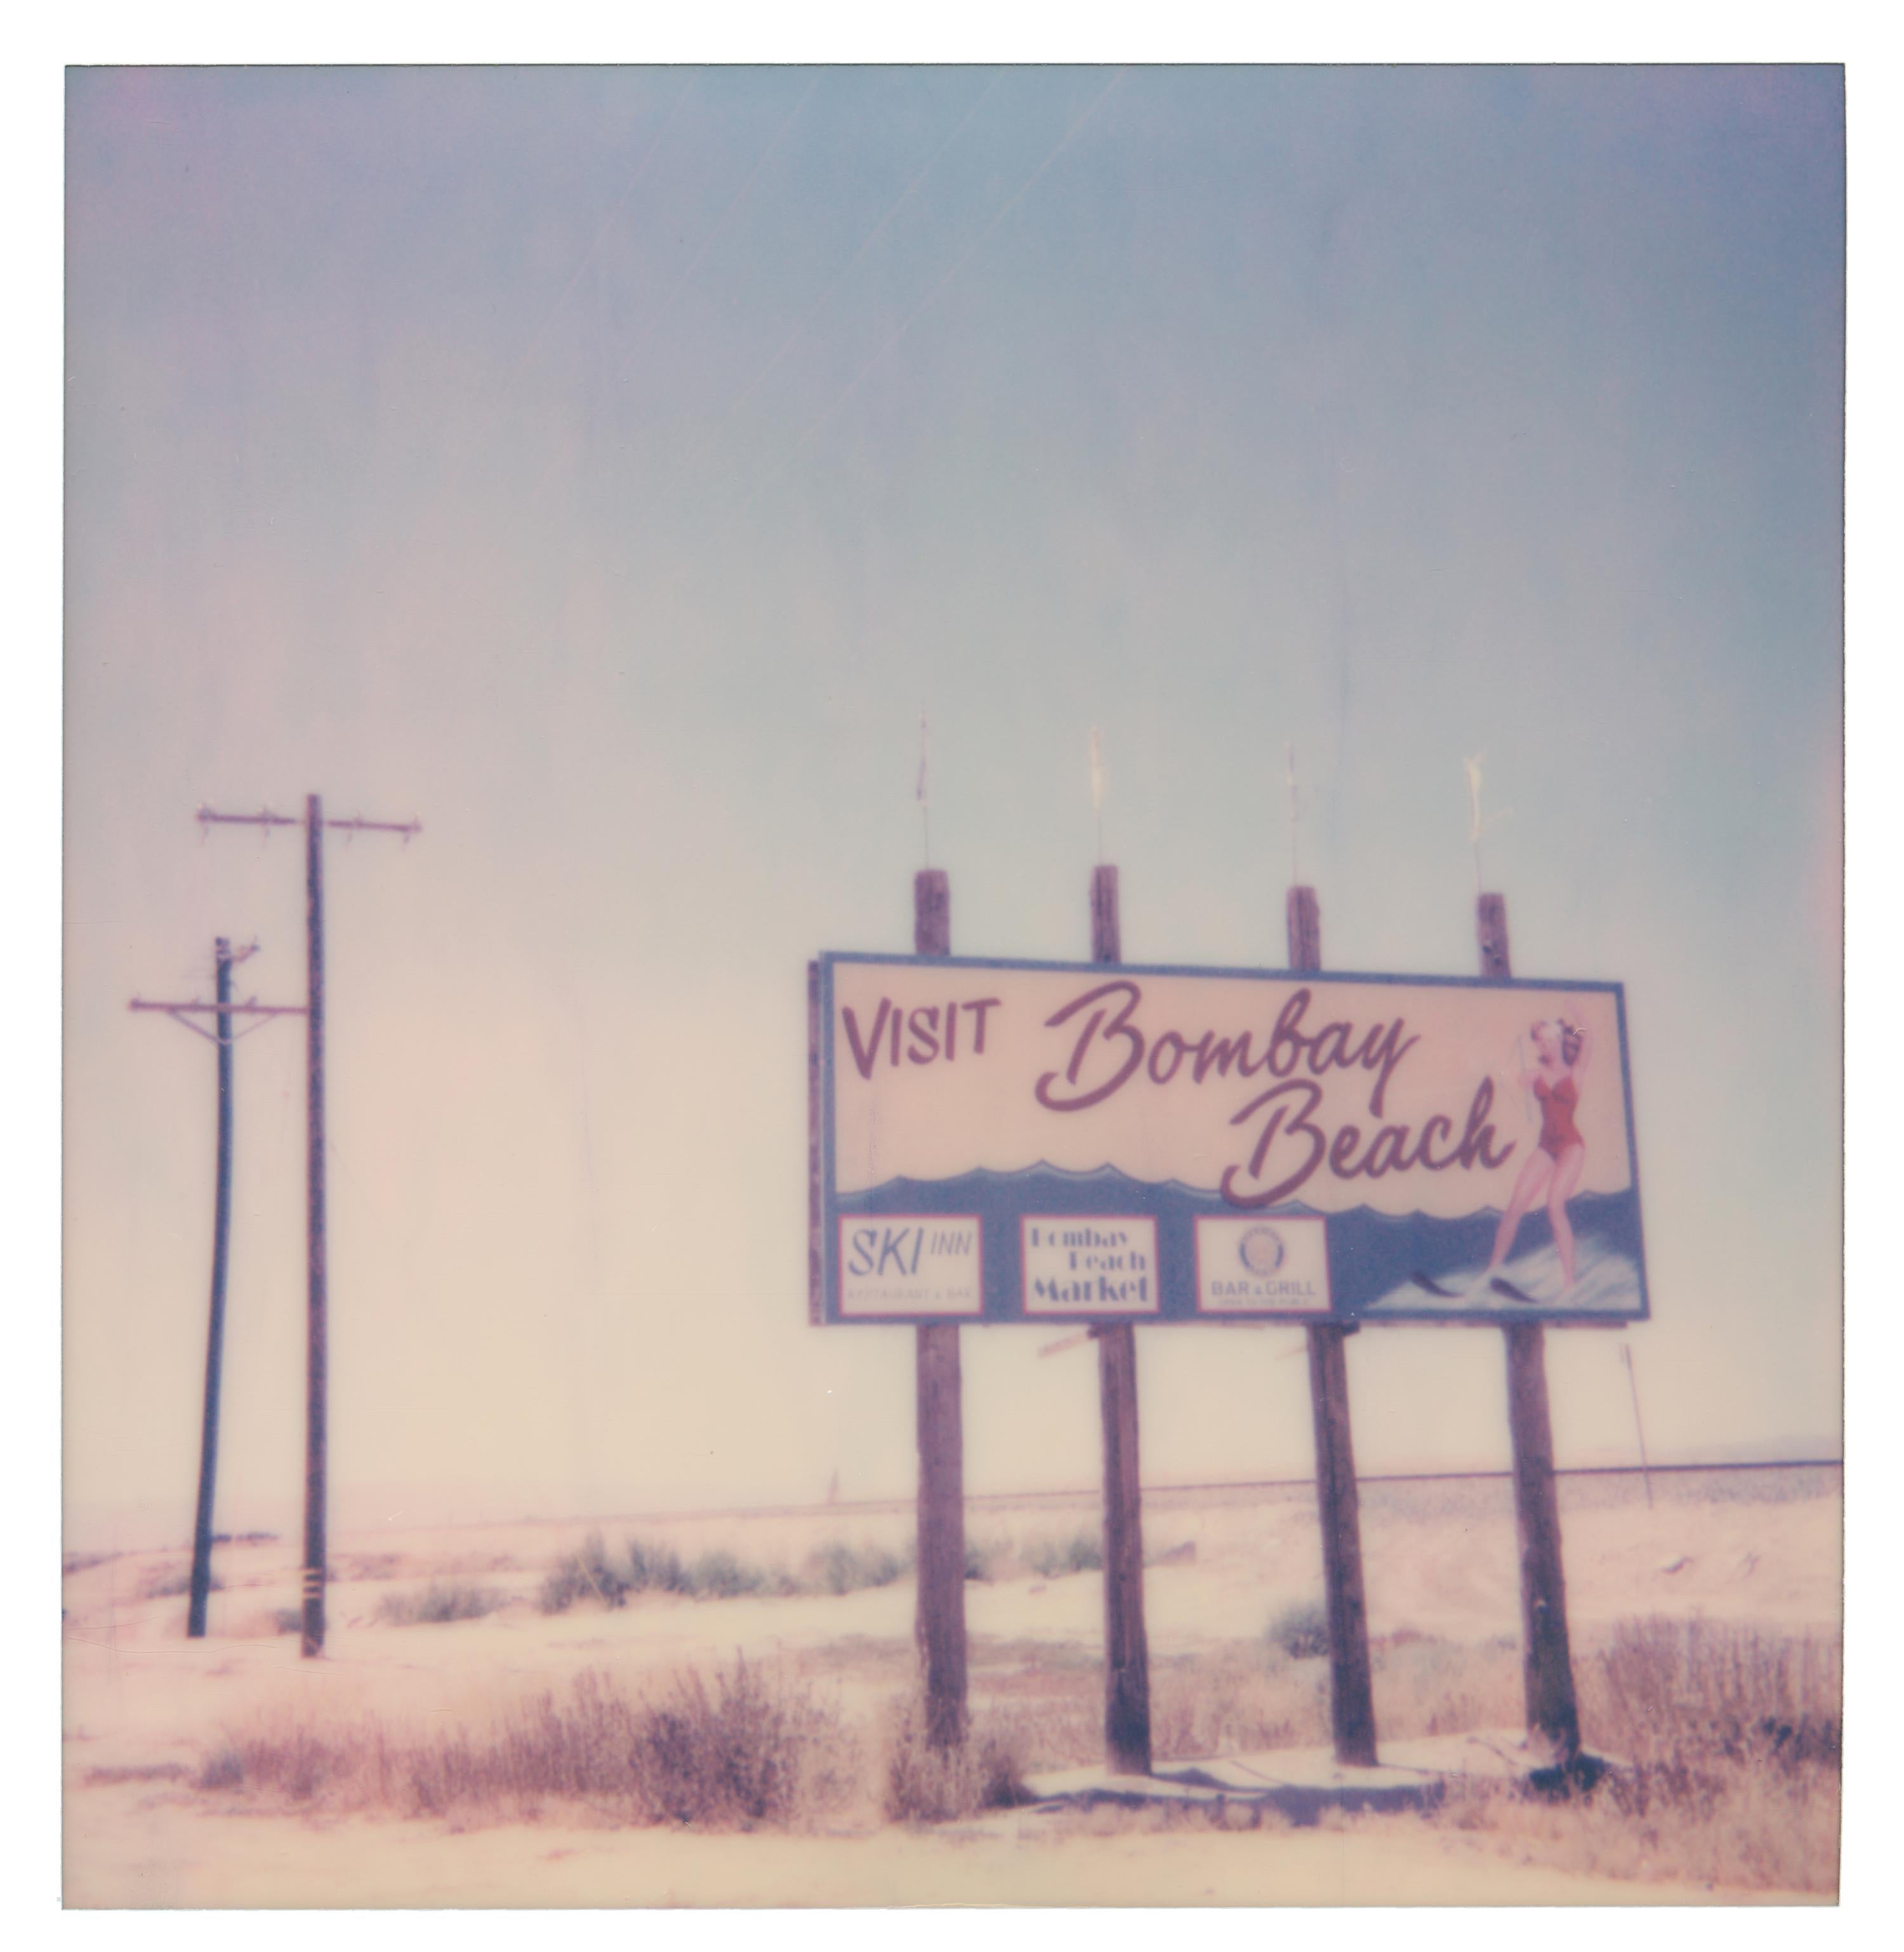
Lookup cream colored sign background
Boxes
[830,961,1630,1218]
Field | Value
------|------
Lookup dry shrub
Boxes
[1265,1599,1329,1660]
[882,1696,1027,1823]
[541,1534,807,1612]
[1589,1618,1841,1779]
[195,1660,860,1831]
[1429,1619,1841,1895]
[376,1581,506,1626]
[539,1533,631,1613]
[1581,1618,1839,1890]
[137,1563,223,1600]
[1024,1531,1103,1578]
[198,1722,348,1804]
[626,1664,858,1824]
[964,1536,1003,1581]
[807,1539,909,1596]
[340,1553,405,1581]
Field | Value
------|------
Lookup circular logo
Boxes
[1239,1226,1286,1276]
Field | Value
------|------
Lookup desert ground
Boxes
[63,1466,1841,1907]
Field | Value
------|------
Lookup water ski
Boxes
[1409,1271,1461,1298]
[1489,1276,1542,1305]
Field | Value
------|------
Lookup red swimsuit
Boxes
[1534,1074,1581,1159]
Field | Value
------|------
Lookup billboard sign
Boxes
[811,954,1647,1326]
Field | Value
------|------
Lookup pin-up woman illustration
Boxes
[1481,1013,1592,1300]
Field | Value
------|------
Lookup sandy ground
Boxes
[63,1469,1841,1908]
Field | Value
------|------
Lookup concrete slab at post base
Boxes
[1021,1730,1614,1828]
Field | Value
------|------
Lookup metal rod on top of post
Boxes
[1285,879,1380,1768]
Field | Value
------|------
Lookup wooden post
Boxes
[913,868,969,1751]
[1478,892,1582,1765]
[186,938,235,1639]
[1092,865,1153,1775]
[301,795,328,1659]
[1288,885,1379,1767]
[807,961,823,1326]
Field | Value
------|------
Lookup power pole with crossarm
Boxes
[130,939,305,1637]
[196,796,421,1655]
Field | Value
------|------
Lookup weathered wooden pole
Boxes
[185,937,236,1639]
[1478,891,1582,1765]
[1288,885,1379,1767]
[301,794,329,1659]
[1092,864,1153,1776]
[129,947,307,1636]
[913,867,969,1751]
[193,796,418,1660]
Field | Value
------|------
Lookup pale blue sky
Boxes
[63,65,1842,1538]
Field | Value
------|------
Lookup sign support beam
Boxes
[1478,892,1583,1766]
[1092,864,1153,1776]
[1289,884,1380,1767]
[913,868,969,1752]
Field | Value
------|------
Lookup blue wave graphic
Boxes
[834,1163,1647,1323]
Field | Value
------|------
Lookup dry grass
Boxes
[537,1533,910,1613]
[1427,1620,1841,1894]
[1023,1531,1104,1579]
[1372,1631,1523,1739]
[195,1660,862,1831]
[136,1563,222,1600]
[963,1633,1518,1774]
[951,1618,1836,1890]
[63,1550,122,1578]
[374,1581,508,1626]
[880,1696,1028,1823]
[1265,1599,1329,1660]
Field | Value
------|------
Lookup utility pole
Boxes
[197,797,420,1655]
[130,940,304,1637]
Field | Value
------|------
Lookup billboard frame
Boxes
[810,949,1648,1329]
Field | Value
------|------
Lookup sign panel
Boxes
[811,954,1648,1325]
